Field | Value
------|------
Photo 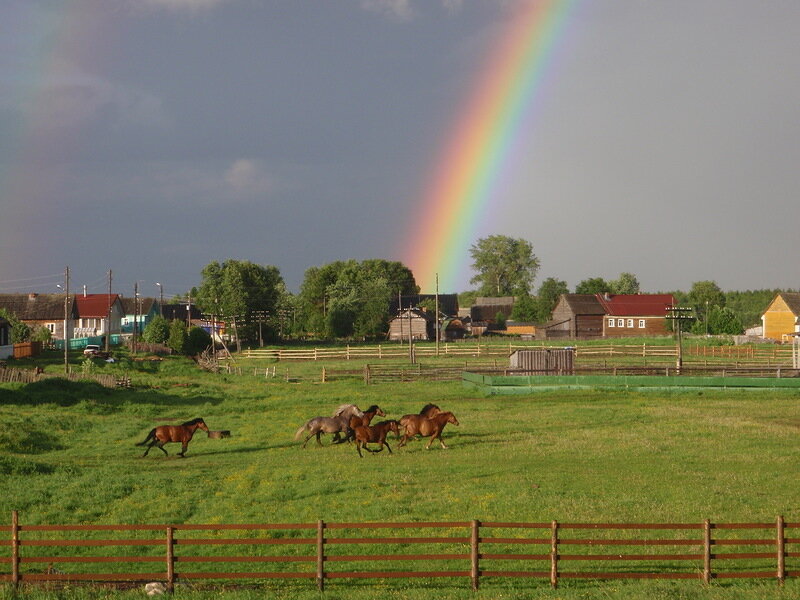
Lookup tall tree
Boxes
[469,235,540,296]
[575,277,609,295]
[688,280,725,324]
[195,260,284,342]
[298,259,417,339]
[610,272,640,295]
[533,277,569,322]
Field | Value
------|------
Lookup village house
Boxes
[0,293,77,340]
[388,308,434,342]
[74,294,125,339]
[599,293,675,338]
[761,292,800,341]
[120,296,160,333]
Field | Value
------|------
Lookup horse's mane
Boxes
[363,405,381,413]
[333,404,363,418]
[420,403,440,415]
[181,418,205,426]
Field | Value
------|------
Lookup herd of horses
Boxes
[135,405,460,459]
[294,403,460,457]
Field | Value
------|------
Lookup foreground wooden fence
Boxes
[2,513,796,591]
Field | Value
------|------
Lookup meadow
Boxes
[1,349,799,599]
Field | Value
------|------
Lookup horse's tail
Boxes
[294,422,309,441]
[136,428,156,447]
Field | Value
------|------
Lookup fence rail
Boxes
[1,513,795,591]
[240,343,798,363]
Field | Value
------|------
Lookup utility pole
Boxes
[435,273,440,357]
[132,282,139,354]
[666,306,693,371]
[105,269,112,353]
[63,266,70,374]
[156,282,163,317]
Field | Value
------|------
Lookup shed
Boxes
[509,349,574,374]
[388,309,434,342]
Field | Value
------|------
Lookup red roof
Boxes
[75,294,120,318]
[596,294,674,317]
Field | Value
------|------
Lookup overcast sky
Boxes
[1,0,798,298]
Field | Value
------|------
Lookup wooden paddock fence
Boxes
[239,343,798,365]
[2,513,796,591]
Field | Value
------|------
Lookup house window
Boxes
[617,319,624,328]
[639,319,646,328]
[627,319,634,328]
[608,318,615,327]
[47,323,56,333]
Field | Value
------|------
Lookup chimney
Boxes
[83,285,87,297]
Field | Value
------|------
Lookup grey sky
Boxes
[0,0,798,298]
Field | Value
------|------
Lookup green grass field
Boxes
[1,350,799,599]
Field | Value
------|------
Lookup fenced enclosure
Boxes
[2,513,796,591]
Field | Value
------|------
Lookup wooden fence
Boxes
[0,367,126,388]
[1,513,796,591]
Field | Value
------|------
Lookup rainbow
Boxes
[403,0,580,293]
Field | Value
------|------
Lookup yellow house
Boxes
[761,293,800,341]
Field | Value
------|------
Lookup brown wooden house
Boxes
[541,294,605,339]
[599,294,674,338]
[0,293,77,340]
[761,292,800,341]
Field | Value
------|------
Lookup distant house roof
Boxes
[75,294,121,318]
[389,294,459,317]
[475,297,516,306]
[765,292,800,316]
[560,294,606,315]
[162,303,203,321]
[119,297,157,315]
[0,293,75,320]
[597,294,674,317]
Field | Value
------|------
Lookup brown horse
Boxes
[398,411,459,450]
[346,405,386,441]
[354,420,400,458]
[136,418,209,458]
[399,403,442,438]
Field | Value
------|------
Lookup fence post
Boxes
[777,515,786,584]
[470,520,480,591]
[317,520,326,591]
[550,520,559,589]
[11,510,19,587]
[321,367,326,383]
[703,519,712,584]
[364,364,371,385]
[166,526,175,593]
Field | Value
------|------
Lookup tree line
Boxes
[1,235,792,346]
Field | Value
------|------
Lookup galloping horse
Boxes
[346,405,385,441]
[136,418,209,458]
[398,411,459,450]
[399,403,442,437]
[353,420,400,458]
[295,404,363,448]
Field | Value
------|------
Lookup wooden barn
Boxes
[761,292,800,341]
[387,309,434,342]
[598,294,674,338]
[540,294,605,340]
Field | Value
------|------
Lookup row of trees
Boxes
[2,235,788,345]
